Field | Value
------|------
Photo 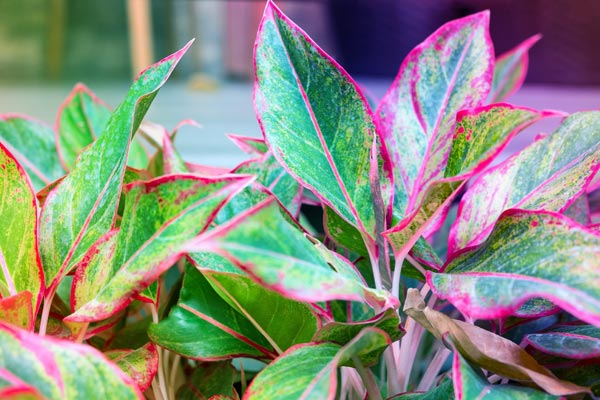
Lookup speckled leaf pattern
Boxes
[254,2,378,239]
[0,115,65,191]
[0,368,45,399]
[149,264,276,360]
[524,326,600,360]
[445,104,559,178]
[56,83,112,170]
[176,361,238,400]
[190,198,395,311]
[375,12,493,215]
[105,342,158,393]
[65,174,251,322]
[0,292,33,330]
[39,42,192,292]
[0,322,142,399]
[0,142,43,316]
[453,351,558,400]
[488,35,541,103]
[244,327,391,400]
[449,111,600,253]
[430,210,600,325]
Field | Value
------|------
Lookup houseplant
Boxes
[0,1,599,398]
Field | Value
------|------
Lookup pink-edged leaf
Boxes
[449,111,600,254]
[0,368,44,399]
[254,2,381,241]
[444,104,562,178]
[375,11,493,216]
[188,198,397,311]
[452,350,557,400]
[244,327,391,400]
[0,115,65,191]
[430,210,600,325]
[523,326,600,360]
[65,174,252,323]
[105,342,159,393]
[227,133,268,156]
[149,263,278,360]
[184,163,229,176]
[488,34,541,103]
[0,142,43,317]
[0,321,143,399]
[404,289,588,396]
[39,42,192,293]
[0,292,33,331]
[176,361,239,400]
[55,83,111,170]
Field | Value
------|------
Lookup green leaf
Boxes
[453,351,558,399]
[524,325,600,360]
[449,111,600,253]
[0,322,142,399]
[245,327,391,399]
[105,342,158,393]
[149,264,276,360]
[56,83,112,170]
[0,142,43,317]
[190,198,396,310]
[430,210,600,326]
[376,12,493,218]
[39,42,193,292]
[254,2,378,239]
[0,368,44,399]
[488,35,541,103]
[0,292,33,331]
[227,134,268,156]
[176,361,238,400]
[0,115,65,191]
[395,379,454,399]
[66,173,251,323]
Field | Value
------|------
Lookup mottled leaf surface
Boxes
[375,12,493,215]
[0,142,43,315]
[396,379,454,399]
[431,210,600,325]
[0,292,33,330]
[245,327,391,400]
[0,115,65,191]
[488,35,541,103]
[449,111,600,253]
[254,2,378,238]
[453,351,557,399]
[524,326,600,360]
[66,174,251,322]
[105,342,158,392]
[0,322,142,399]
[39,42,192,291]
[176,361,238,400]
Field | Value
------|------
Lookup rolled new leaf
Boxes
[39,41,193,294]
[0,142,43,320]
[0,322,143,399]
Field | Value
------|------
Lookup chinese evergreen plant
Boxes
[1,1,600,399]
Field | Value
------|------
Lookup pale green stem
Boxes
[150,304,169,400]
[74,322,89,344]
[352,356,382,400]
[363,234,383,291]
[168,354,181,399]
[391,248,409,301]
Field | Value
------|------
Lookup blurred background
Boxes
[1,0,599,166]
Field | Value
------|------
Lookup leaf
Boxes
[488,35,541,103]
[449,111,600,254]
[375,11,493,215]
[188,198,397,311]
[430,210,600,325]
[149,264,277,360]
[66,173,252,323]
[394,379,454,399]
[0,115,65,191]
[55,83,112,170]
[0,322,142,399]
[453,351,558,399]
[0,292,33,331]
[0,142,43,316]
[403,289,589,396]
[39,42,193,293]
[523,326,600,360]
[244,327,391,399]
[227,134,268,156]
[444,104,560,178]
[0,368,44,399]
[254,2,379,240]
[105,342,158,393]
[176,361,238,400]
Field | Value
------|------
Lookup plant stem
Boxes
[352,356,382,400]
[364,235,383,291]
[391,248,409,301]
[74,322,89,344]
[416,344,451,391]
[168,354,181,399]
[38,286,57,337]
[150,304,169,400]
